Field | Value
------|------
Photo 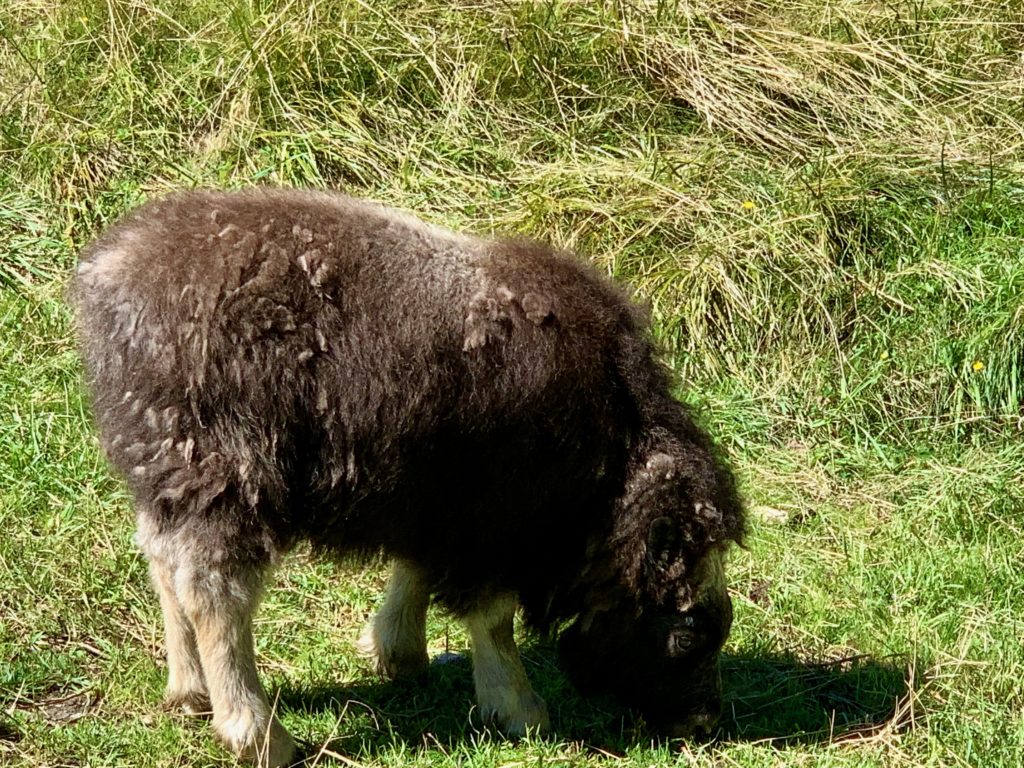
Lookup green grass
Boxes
[2,0,1023,765]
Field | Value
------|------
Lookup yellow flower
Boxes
[972,360,985,372]
[879,350,889,361]
[741,200,756,211]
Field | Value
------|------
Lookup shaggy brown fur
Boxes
[72,188,744,765]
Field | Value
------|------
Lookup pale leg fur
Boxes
[150,560,210,714]
[175,564,295,767]
[465,595,549,736]
[357,559,430,680]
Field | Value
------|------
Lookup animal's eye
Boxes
[668,631,693,655]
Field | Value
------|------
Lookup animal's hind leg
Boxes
[149,559,209,714]
[175,559,295,767]
[465,595,549,736]
[357,559,430,680]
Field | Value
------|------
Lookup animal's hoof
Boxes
[481,691,550,738]
[163,689,211,716]
[216,712,296,767]
[356,621,429,681]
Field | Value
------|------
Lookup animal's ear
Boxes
[646,515,683,571]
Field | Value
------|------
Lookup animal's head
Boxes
[559,450,743,738]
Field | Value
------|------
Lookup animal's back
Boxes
[73,188,646,612]
[74,188,480,397]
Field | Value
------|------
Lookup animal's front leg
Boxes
[357,559,430,680]
[465,595,550,736]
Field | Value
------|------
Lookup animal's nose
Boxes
[667,710,720,741]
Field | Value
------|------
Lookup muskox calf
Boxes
[72,189,744,766]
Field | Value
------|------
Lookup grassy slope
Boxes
[2,0,1023,765]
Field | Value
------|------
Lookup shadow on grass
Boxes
[277,644,911,758]
[719,652,912,746]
